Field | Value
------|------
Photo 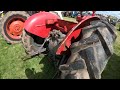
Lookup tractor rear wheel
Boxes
[22,20,116,79]
[58,20,116,79]
[1,11,30,44]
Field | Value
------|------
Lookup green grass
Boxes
[0,36,56,79]
[101,31,120,79]
[63,17,77,23]
[0,17,120,79]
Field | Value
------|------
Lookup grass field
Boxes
[0,17,120,79]
[0,40,56,79]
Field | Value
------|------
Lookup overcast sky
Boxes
[96,11,120,18]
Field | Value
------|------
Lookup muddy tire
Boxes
[22,30,45,56]
[22,19,116,79]
[1,11,30,44]
[59,20,117,79]
[59,53,90,79]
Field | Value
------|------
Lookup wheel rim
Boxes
[6,16,25,40]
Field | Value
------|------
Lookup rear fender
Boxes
[56,16,100,55]
[24,12,60,38]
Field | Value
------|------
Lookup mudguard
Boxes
[56,16,100,55]
[24,12,60,38]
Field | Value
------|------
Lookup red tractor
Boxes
[0,11,61,44]
[22,11,117,79]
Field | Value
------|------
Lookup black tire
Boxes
[58,20,117,79]
[22,30,45,56]
[22,20,116,79]
[27,11,37,16]
[59,53,90,79]
[1,11,30,44]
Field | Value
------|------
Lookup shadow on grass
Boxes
[25,56,57,79]
[25,53,120,79]
[102,53,120,79]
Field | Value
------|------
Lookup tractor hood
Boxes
[24,12,60,38]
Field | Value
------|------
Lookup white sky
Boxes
[96,11,120,18]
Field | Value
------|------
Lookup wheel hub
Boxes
[9,20,24,36]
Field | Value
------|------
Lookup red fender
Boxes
[24,12,60,38]
[56,16,100,55]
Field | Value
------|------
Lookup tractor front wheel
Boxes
[1,11,30,44]
[22,30,46,56]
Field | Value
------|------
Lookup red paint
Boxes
[6,17,25,39]
[92,11,96,16]
[55,19,77,33]
[24,11,100,55]
[24,12,60,38]
[56,29,81,55]
[56,16,100,55]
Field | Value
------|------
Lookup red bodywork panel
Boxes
[24,12,60,38]
[24,11,100,55]
[56,16,100,55]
